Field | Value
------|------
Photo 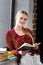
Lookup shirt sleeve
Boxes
[5,31,18,55]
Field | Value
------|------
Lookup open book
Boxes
[18,42,41,51]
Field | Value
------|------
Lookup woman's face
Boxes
[16,13,28,26]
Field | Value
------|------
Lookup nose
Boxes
[21,20,26,24]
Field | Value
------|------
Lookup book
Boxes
[0,48,7,53]
[18,42,41,51]
[18,43,34,51]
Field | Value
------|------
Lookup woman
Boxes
[6,10,40,65]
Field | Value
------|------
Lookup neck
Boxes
[14,25,23,30]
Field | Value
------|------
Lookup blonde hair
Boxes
[16,10,28,17]
[22,27,35,44]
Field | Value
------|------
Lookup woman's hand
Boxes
[22,50,29,56]
[18,50,29,56]
[33,43,39,50]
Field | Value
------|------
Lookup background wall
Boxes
[0,0,12,47]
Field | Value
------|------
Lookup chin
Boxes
[19,24,24,27]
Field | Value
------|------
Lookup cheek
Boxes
[16,19,20,23]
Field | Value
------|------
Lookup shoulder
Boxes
[6,28,14,36]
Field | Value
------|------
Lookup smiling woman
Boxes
[5,0,42,65]
[0,0,41,65]
[5,9,41,65]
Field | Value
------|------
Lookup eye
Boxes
[20,17,23,20]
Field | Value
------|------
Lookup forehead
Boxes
[17,13,28,18]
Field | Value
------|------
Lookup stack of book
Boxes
[0,48,8,62]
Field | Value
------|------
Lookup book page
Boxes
[18,42,41,50]
[18,43,34,50]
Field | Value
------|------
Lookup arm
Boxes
[5,31,18,55]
